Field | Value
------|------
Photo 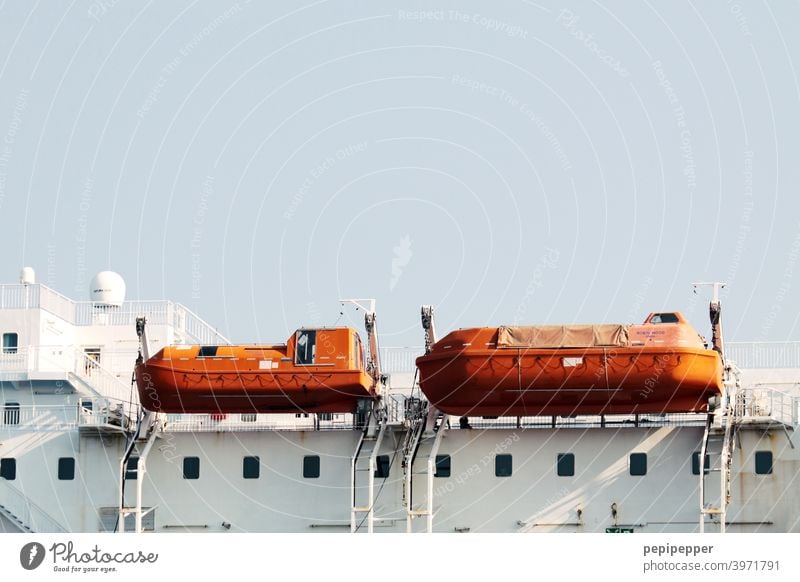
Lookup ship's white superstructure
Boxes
[1,270,798,533]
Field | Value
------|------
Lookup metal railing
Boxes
[73,351,137,403]
[0,403,82,431]
[0,346,137,395]
[77,397,137,431]
[445,412,712,430]
[0,350,27,370]
[379,347,423,374]
[0,283,229,345]
[0,478,67,532]
[161,412,357,432]
[0,399,134,432]
[732,387,798,426]
[726,341,800,369]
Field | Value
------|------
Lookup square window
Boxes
[241,413,256,422]
[303,455,320,478]
[2,332,18,354]
[243,456,260,479]
[58,457,75,480]
[374,455,390,478]
[295,330,317,365]
[691,452,710,475]
[125,457,138,480]
[183,456,200,479]
[557,453,575,477]
[629,453,647,476]
[0,458,16,480]
[495,454,512,477]
[755,451,773,475]
[434,454,451,478]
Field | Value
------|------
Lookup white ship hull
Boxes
[1,280,798,533]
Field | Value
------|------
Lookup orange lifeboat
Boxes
[416,312,723,417]
[135,327,374,414]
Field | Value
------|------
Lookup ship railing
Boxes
[72,350,139,413]
[731,387,798,427]
[447,412,711,430]
[77,397,137,431]
[0,283,74,321]
[160,412,358,432]
[0,283,38,309]
[0,347,28,372]
[0,345,140,412]
[386,394,404,424]
[1,402,84,431]
[726,341,800,369]
[0,283,229,344]
[0,476,67,532]
[174,304,231,345]
[380,347,423,374]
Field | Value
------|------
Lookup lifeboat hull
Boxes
[416,346,723,416]
[135,361,374,414]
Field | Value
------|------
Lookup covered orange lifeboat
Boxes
[135,327,374,414]
[416,312,723,417]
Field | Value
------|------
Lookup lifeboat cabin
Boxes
[416,312,723,417]
[135,327,374,414]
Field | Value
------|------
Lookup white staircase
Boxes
[0,478,67,532]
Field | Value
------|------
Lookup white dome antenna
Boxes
[20,266,36,285]
[90,271,126,307]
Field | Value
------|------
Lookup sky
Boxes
[0,0,798,346]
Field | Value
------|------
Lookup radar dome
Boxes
[20,266,35,284]
[90,271,126,307]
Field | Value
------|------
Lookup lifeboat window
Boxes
[495,454,512,477]
[243,456,260,479]
[3,402,20,425]
[650,313,680,324]
[373,455,391,478]
[629,453,647,476]
[295,330,317,365]
[691,452,710,475]
[303,455,320,478]
[2,332,18,353]
[183,457,200,480]
[434,455,451,478]
[557,453,575,477]
[0,458,16,480]
[198,346,218,358]
[58,457,75,481]
[755,451,773,475]
[125,457,138,480]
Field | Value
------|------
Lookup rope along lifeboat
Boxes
[416,312,723,417]
[135,327,374,414]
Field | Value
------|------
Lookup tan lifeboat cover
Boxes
[497,324,630,348]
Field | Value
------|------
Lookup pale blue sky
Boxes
[1,0,798,345]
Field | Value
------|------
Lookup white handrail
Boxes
[0,283,229,344]
[726,341,800,369]
[0,477,67,532]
